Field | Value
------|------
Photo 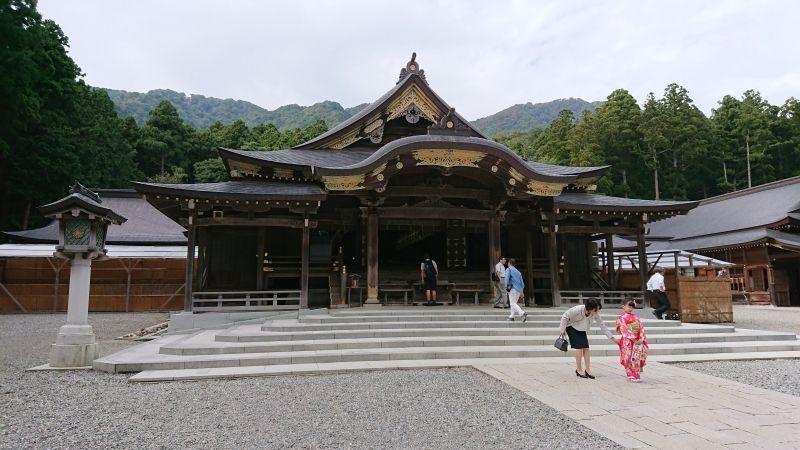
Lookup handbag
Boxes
[554,335,568,352]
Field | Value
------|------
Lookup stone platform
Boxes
[92,307,800,381]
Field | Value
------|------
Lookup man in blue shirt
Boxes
[504,258,527,322]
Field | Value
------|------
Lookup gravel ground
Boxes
[0,313,622,450]
[671,359,800,398]
[730,304,800,334]
[671,304,800,398]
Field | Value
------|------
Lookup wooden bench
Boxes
[379,282,414,305]
[451,283,487,305]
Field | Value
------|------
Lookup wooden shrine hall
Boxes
[133,54,698,312]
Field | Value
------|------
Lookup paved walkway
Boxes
[476,359,800,449]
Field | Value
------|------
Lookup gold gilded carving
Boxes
[507,167,526,183]
[322,175,366,191]
[370,162,387,177]
[327,129,361,150]
[272,168,293,179]
[387,84,442,123]
[412,149,485,168]
[526,180,568,196]
[573,177,600,192]
[367,287,378,299]
[229,161,261,177]
[363,119,384,134]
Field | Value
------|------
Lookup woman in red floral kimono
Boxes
[616,299,649,382]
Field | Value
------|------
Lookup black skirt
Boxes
[565,326,589,349]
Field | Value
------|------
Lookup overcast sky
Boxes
[38,0,799,120]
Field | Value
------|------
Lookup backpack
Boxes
[491,271,500,282]
[423,259,436,278]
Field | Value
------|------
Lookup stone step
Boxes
[160,331,798,356]
[300,313,626,323]
[220,324,734,342]
[327,308,572,317]
[95,340,800,373]
[127,351,800,382]
[262,319,680,332]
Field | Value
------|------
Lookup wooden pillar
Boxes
[184,222,196,312]
[365,208,380,304]
[488,215,500,269]
[605,234,615,289]
[300,219,310,309]
[548,219,561,306]
[636,222,648,296]
[256,227,266,291]
[673,251,681,313]
[525,230,534,305]
[766,246,777,306]
[195,227,206,291]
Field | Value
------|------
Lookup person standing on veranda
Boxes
[492,256,508,308]
[647,267,670,319]
[420,253,439,305]
[504,259,527,322]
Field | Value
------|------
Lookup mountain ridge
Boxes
[103,88,601,136]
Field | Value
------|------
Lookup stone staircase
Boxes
[92,307,800,382]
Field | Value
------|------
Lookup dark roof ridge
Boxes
[698,175,800,206]
[294,56,486,149]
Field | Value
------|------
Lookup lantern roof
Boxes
[39,182,127,224]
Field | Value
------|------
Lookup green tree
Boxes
[194,158,228,183]
[135,100,192,178]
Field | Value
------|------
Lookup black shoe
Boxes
[522,312,528,323]
[506,317,514,321]
[493,305,502,309]
[584,371,595,379]
[576,370,587,378]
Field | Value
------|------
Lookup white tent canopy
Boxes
[597,249,733,271]
[0,243,189,259]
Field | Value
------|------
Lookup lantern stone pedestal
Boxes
[34,182,126,369]
[49,255,98,367]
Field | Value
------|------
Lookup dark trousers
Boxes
[652,290,670,318]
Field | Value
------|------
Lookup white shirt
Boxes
[647,272,665,291]
[559,304,614,339]
[494,262,506,279]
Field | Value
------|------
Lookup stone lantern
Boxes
[41,182,126,368]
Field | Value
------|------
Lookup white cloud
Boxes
[39,0,799,119]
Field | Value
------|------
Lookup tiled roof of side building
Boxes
[647,176,800,239]
[3,194,188,244]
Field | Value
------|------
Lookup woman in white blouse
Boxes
[559,298,618,379]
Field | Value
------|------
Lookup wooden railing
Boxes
[560,290,644,308]
[192,290,301,312]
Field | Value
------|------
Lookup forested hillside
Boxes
[472,98,603,137]
[105,88,369,130]
[2,0,799,237]
[496,87,800,200]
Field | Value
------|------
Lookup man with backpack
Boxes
[492,256,508,308]
[420,253,439,305]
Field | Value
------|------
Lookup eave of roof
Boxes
[131,180,327,201]
[554,193,698,214]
